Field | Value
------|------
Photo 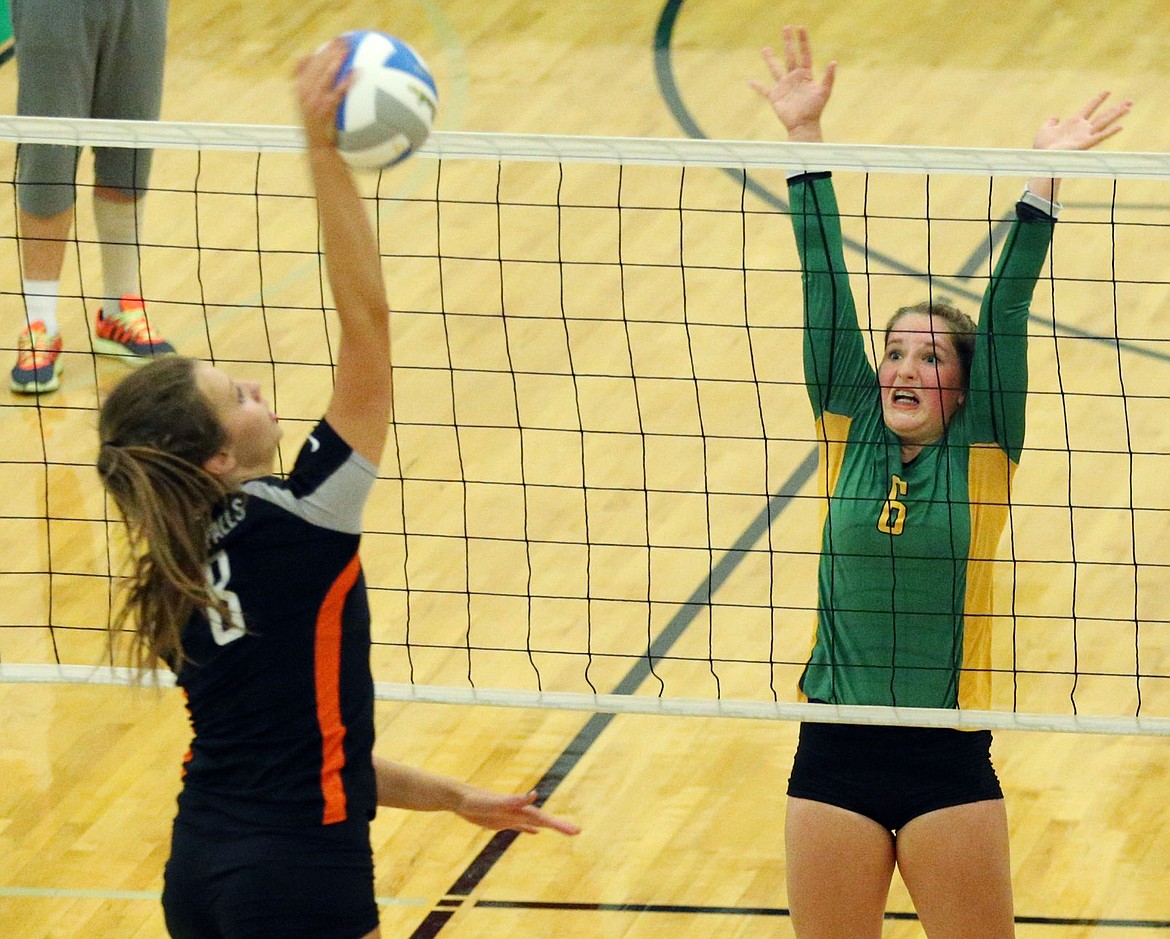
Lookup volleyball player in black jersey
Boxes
[96,42,578,939]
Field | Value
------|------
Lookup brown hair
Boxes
[885,300,977,387]
[96,356,230,670]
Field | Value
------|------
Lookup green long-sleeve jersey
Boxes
[790,172,1054,709]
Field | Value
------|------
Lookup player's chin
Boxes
[882,409,939,440]
[880,405,914,432]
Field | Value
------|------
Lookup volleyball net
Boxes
[2,115,1170,735]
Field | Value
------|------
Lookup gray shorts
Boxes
[13,0,167,216]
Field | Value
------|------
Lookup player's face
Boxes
[194,362,282,482]
[878,313,966,449]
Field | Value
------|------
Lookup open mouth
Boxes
[891,389,920,406]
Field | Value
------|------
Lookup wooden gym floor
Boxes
[3,1,1170,936]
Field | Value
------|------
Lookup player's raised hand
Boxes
[1033,91,1131,152]
[750,25,836,142]
[295,38,350,151]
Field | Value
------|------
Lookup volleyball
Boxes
[334,30,438,170]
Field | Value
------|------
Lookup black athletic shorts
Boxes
[162,812,378,939]
[787,720,1003,832]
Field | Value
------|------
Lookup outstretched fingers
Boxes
[821,59,838,97]
[756,25,814,83]
[751,25,834,140]
[517,793,584,836]
[1079,90,1112,119]
[1081,91,1131,141]
[783,24,801,72]
[457,788,582,836]
[795,24,814,71]
[1034,92,1133,152]
[759,45,784,82]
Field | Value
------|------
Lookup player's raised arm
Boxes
[294,40,393,465]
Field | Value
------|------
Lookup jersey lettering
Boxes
[877,474,908,536]
[206,549,246,645]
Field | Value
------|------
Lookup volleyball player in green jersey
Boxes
[752,26,1130,939]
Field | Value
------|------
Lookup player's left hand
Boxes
[1033,92,1131,151]
[456,788,581,836]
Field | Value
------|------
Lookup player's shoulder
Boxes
[236,419,377,536]
[290,420,377,485]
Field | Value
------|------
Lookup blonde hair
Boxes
[96,356,231,669]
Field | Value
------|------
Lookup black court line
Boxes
[408,452,818,938]
[470,898,1170,929]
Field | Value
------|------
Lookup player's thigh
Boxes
[896,799,1014,939]
[91,0,167,194]
[10,0,101,212]
[785,796,895,939]
[92,0,166,122]
[11,0,99,118]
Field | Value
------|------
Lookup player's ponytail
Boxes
[96,357,230,670]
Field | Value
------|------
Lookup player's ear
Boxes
[203,448,236,479]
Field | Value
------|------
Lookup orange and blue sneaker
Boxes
[10,320,63,394]
[93,295,175,362]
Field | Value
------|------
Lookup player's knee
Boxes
[93,148,153,199]
[17,146,81,217]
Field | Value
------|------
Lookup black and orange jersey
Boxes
[175,420,378,828]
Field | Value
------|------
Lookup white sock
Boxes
[22,279,61,335]
[94,196,146,317]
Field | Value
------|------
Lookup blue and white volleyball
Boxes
[335,31,438,170]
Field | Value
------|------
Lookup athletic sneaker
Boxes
[93,296,175,362]
[10,320,63,394]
